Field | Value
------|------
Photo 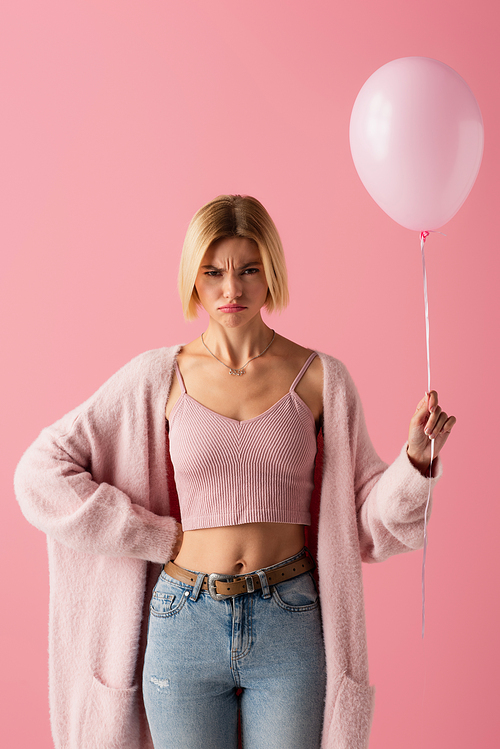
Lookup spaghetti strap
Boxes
[289,352,318,392]
[174,360,187,394]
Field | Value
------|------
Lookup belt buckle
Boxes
[207,572,234,601]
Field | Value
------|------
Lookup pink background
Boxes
[2,2,499,747]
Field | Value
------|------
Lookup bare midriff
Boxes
[173,522,306,575]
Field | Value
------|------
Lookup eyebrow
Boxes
[201,260,263,270]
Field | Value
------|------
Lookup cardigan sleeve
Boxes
[14,354,179,563]
[345,368,442,563]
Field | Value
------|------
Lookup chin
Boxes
[220,316,246,328]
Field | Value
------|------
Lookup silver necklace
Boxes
[201,330,276,376]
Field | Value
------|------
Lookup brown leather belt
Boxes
[163,551,315,601]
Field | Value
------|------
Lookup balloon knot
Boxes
[420,231,430,242]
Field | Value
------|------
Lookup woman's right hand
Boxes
[172,522,184,560]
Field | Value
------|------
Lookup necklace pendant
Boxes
[201,329,275,377]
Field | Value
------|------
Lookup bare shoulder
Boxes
[165,339,201,420]
[274,335,322,373]
[275,335,324,423]
[273,334,311,359]
[304,353,324,388]
[172,338,204,372]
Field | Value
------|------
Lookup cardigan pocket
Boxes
[326,672,375,749]
[85,674,140,749]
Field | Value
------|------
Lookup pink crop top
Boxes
[168,352,319,531]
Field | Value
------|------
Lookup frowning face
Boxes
[195,237,269,327]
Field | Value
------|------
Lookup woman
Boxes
[15,195,455,749]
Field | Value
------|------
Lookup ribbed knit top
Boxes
[168,352,318,530]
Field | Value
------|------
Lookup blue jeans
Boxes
[143,550,326,749]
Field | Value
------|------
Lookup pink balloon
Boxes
[349,57,484,231]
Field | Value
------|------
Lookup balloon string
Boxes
[420,231,431,392]
[420,230,434,639]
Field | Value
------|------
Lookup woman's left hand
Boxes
[407,391,456,474]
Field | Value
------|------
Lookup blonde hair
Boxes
[178,195,289,320]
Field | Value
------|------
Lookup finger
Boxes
[426,410,447,439]
[429,412,456,448]
[427,390,439,413]
[424,406,442,435]
[428,413,457,440]
[439,414,457,434]
[414,393,430,415]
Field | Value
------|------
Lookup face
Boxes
[195,237,269,327]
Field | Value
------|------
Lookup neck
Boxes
[202,317,274,369]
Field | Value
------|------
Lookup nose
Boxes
[223,271,242,300]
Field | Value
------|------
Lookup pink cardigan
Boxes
[14,347,441,749]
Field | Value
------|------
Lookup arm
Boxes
[349,379,453,562]
[14,353,181,563]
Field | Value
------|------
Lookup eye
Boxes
[204,270,222,277]
[242,268,259,275]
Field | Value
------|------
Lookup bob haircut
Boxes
[178,195,289,320]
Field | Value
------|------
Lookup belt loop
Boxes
[190,572,205,602]
[257,570,271,599]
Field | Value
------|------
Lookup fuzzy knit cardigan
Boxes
[14,346,441,749]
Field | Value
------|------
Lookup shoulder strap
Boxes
[174,360,187,394]
[289,352,318,392]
